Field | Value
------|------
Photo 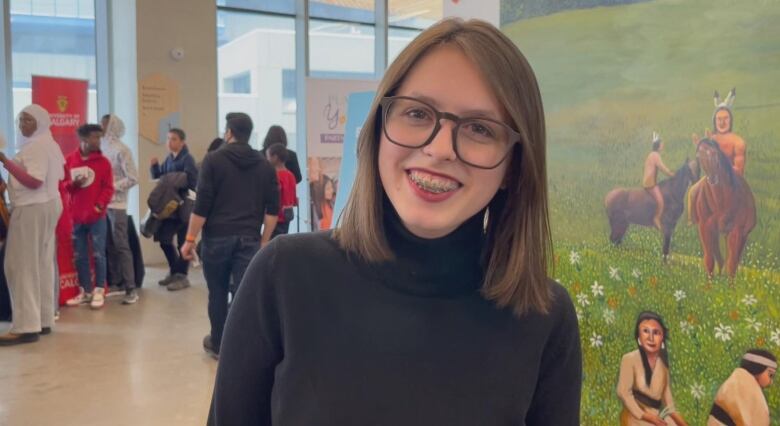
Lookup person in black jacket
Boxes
[208,19,582,426]
[259,125,301,184]
[180,113,279,359]
[150,128,198,291]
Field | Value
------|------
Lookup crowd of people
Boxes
[0,106,298,352]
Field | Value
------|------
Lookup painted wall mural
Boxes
[501,0,780,424]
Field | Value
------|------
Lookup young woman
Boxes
[261,125,302,184]
[617,311,688,426]
[208,19,582,425]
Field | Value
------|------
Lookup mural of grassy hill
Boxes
[502,0,780,423]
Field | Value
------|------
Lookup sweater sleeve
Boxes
[264,164,280,216]
[208,240,284,426]
[183,154,199,191]
[525,284,582,425]
[3,158,43,189]
[286,150,302,184]
[193,154,215,218]
[115,145,138,192]
[96,160,115,209]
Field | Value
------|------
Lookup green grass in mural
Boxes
[502,0,780,423]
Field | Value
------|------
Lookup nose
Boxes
[421,119,458,162]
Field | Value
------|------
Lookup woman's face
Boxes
[378,45,509,239]
[19,112,38,137]
[757,367,775,388]
[637,319,664,356]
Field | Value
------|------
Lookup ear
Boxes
[713,90,721,107]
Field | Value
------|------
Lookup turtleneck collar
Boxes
[372,198,486,298]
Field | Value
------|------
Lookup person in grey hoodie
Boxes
[101,114,140,304]
[180,112,279,359]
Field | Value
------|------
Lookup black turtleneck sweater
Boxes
[208,209,582,425]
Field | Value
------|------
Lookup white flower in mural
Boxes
[589,332,603,348]
[576,308,583,322]
[674,290,687,302]
[591,281,604,297]
[715,324,734,342]
[577,293,591,307]
[745,318,762,332]
[631,268,641,279]
[690,383,705,400]
[569,250,581,266]
[608,266,621,281]
[680,321,694,335]
[770,328,780,346]
[603,308,616,325]
[742,294,758,306]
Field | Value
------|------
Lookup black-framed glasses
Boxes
[379,96,522,169]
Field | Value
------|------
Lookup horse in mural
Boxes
[689,138,756,280]
[605,158,699,261]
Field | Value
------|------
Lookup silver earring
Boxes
[483,208,490,234]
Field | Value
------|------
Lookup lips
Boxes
[406,169,462,194]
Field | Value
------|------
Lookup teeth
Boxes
[408,170,460,194]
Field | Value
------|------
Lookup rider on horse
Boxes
[689,88,747,219]
[643,131,673,230]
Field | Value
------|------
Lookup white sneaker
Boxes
[65,289,91,307]
[90,288,105,310]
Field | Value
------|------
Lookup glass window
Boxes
[216,0,295,15]
[217,10,297,150]
[387,27,420,65]
[310,0,374,24]
[388,0,442,29]
[10,0,97,123]
[309,19,375,76]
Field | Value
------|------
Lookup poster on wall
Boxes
[333,91,376,224]
[501,0,779,424]
[32,75,89,305]
[31,75,88,155]
[306,78,377,231]
[138,73,181,145]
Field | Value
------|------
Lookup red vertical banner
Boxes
[31,76,89,305]
[31,75,88,156]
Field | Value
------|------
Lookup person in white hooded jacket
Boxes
[100,114,140,305]
[0,104,65,346]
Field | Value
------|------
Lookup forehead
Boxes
[396,44,504,120]
[168,132,181,140]
[20,112,36,121]
[716,110,731,118]
[639,319,662,330]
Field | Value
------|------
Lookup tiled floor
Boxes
[0,267,217,426]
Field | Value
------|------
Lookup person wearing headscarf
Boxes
[0,104,65,346]
[100,114,139,305]
[708,349,775,426]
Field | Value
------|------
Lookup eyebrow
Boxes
[406,92,502,121]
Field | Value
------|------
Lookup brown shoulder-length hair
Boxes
[334,18,553,316]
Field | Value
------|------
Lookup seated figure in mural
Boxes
[689,88,746,216]
[642,132,673,230]
[708,349,775,426]
[616,311,688,426]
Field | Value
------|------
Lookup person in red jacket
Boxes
[266,143,297,238]
[64,124,114,310]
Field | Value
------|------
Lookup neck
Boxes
[275,164,285,171]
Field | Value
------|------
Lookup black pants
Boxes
[201,235,260,350]
[158,219,189,276]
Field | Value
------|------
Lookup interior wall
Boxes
[135,0,217,264]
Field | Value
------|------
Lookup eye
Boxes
[464,121,495,138]
[404,107,432,121]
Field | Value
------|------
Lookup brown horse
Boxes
[689,138,756,280]
[605,158,699,261]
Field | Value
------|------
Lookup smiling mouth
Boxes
[407,169,462,194]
